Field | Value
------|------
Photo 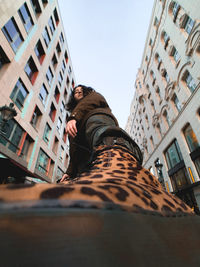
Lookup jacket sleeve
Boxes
[68,92,109,123]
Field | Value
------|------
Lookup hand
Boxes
[66,119,77,138]
[60,174,70,183]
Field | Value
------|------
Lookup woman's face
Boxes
[74,86,83,102]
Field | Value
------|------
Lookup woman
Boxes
[60,85,142,182]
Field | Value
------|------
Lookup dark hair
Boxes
[66,84,95,112]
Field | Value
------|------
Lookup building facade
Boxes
[0,0,75,183]
[126,0,200,210]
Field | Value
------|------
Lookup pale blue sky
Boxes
[58,0,154,128]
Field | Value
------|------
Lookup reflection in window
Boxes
[43,123,51,144]
[39,83,48,105]
[42,26,51,47]
[183,124,199,152]
[184,71,196,93]
[172,94,181,112]
[165,139,183,169]
[18,3,34,33]
[2,18,23,53]
[10,79,28,110]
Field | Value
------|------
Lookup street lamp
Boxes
[154,158,164,185]
[0,103,17,133]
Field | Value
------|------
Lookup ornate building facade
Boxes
[126,0,200,210]
[0,0,75,183]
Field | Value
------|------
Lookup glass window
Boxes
[60,101,65,115]
[58,71,63,86]
[172,2,180,17]
[42,26,51,47]
[65,50,69,63]
[56,42,61,55]
[185,71,196,93]
[52,53,58,68]
[30,0,42,15]
[184,16,194,34]
[36,148,50,174]
[172,94,181,112]
[0,118,27,155]
[43,123,51,143]
[59,32,64,46]
[62,60,66,73]
[0,46,10,69]
[34,39,45,64]
[53,8,59,25]
[10,79,28,110]
[165,140,183,169]
[170,167,190,191]
[24,56,38,84]
[30,106,42,129]
[18,3,34,33]
[54,86,60,103]
[46,66,54,86]
[57,117,62,133]
[39,83,48,105]
[183,124,199,152]
[48,16,55,35]
[171,47,180,62]
[60,146,65,161]
[2,17,23,53]
[49,102,56,122]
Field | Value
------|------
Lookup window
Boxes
[65,50,69,63]
[183,124,199,152]
[184,71,196,93]
[62,60,66,73]
[0,118,32,159]
[58,71,63,86]
[43,123,51,143]
[155,53,162,69]
[60,146,65,162]
[64,88,68,102]
[36,148,50,175]
[68,65,72,75]
[10,79,28,110]
[56,42,61,55]
[162,70,170,83]
[60,101,65,115]
[46,66,54,86]
[172,2,180,19]
[24,56,38,84]
[163,110,170,128]
[30,105,42,129]
[2,17,23,53]
[49,102,56,122]
[42,26,51,47]
[184,16,194,34]
[59,32,64,46]
[154,17,159,26]
[170,167,190,191]
[51,53,58,68]
[162,31,169,49]
[34,39,45,64]
[165,140,183,169]
[171,46,180,63]
[150,136,154,150]
[155,86,161,102]
[53,8,59,25]
[18,3,34,33]
[63,128,67,143]
[66,76,70,87]
[57,117,62,133]
[52,136,59,154]
[39,83,48,105]
[0,46,10,69]
[172,94,181,112]
[30,0,42,15]
[56,167,64,181]
[54,86,60,103]
[48,16,55,35]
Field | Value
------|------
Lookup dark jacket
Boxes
[66,91,118,177]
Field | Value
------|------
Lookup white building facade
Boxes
[126,0,200,211]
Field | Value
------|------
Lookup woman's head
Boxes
[66,84,95,112]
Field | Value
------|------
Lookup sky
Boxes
[58,0,155,129]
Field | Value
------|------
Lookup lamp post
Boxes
[154,158,164,186]
[0,103,17,133]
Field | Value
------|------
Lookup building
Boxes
[0,0,76,183]
[126,0,200,211]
